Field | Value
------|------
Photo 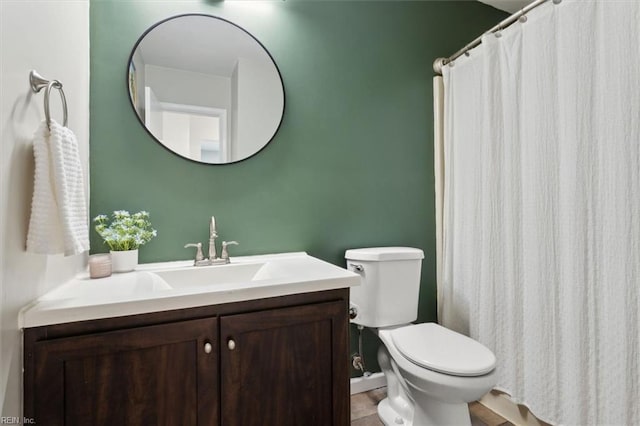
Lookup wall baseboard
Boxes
[479,390,550,426]
[349,372,386,395]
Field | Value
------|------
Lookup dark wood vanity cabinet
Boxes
[220,301,348,426]
[26,318,218,426]
[23,289,349,426]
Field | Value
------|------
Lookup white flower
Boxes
[93,210,157,251]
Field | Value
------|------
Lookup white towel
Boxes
[26,120,89,256]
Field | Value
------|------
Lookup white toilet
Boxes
[346,247,497,426]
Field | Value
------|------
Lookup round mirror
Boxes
[127,14,285,164]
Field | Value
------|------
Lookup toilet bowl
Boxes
[346,247,497,426]
[376,323,496,426]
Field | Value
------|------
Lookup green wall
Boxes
[90,0,506,374]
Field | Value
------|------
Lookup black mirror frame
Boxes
[126,13,286,165]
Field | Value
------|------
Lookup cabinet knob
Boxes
[227,339,236,350]
[204,342,212,354]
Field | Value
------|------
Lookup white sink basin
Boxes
[19,252,362,328]
[154,262,266,288]
[38,271,172,301]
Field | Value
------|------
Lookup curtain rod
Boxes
[433,0,558,75]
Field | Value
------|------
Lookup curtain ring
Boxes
[518,9,528,23]
[43,80,68,129]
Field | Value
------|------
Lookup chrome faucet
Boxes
[208,216,218,261]
[184,242,211,266]
[221,241,239,261]
[184,216,238,266]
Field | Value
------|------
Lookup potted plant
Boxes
[93,210,157,272]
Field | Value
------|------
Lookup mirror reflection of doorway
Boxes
[128,14,284,164]
[145,86,228,163]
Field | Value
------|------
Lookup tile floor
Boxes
[350,388,513,426]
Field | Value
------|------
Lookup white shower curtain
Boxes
[440,1,640,425]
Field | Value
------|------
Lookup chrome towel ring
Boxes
[29,69,68,129]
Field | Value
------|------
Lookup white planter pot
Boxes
[110,249,138,273]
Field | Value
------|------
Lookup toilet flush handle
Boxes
[350,263,364,273]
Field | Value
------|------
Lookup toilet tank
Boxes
[346,247,424,328]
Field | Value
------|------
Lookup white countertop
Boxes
[19,252,361,328]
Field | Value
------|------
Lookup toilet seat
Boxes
[390,323,496,377]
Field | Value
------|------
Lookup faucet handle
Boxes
[221,241,238,261]
[184,242,204,262]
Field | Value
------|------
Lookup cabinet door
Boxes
[31,317,218,426]
[220,300,349,426]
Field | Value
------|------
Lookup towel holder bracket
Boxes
[29,70,52,93]
[29,69,68,128]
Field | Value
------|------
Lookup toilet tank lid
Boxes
[345,247,424,261]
